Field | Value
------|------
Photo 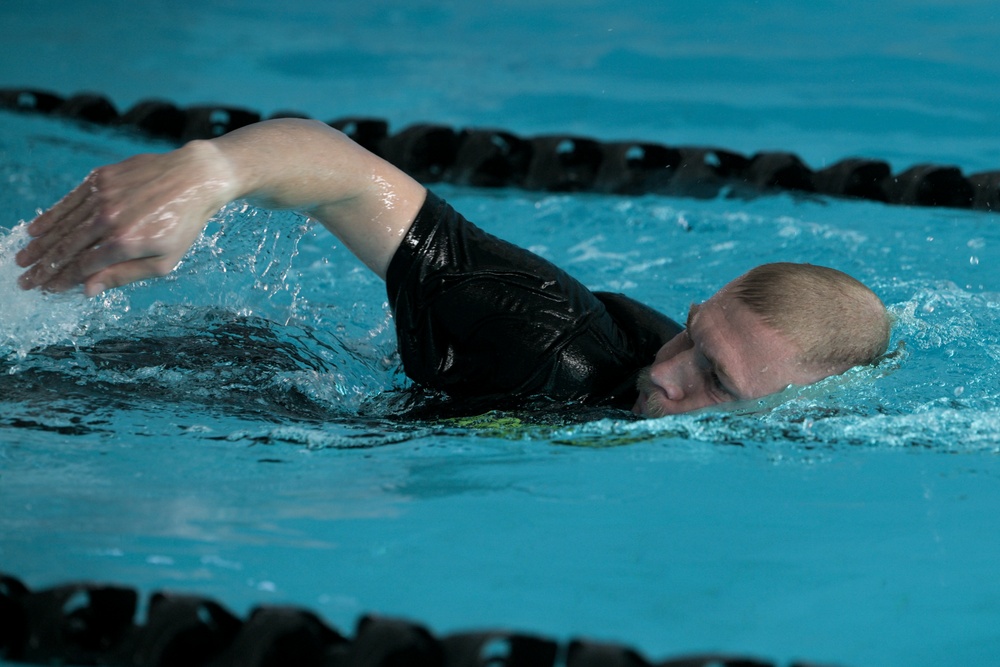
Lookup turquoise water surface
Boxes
[3,1,1000,666]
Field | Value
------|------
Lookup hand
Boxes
[16,140,236,297]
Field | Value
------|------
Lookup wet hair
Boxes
[730,262,891,372]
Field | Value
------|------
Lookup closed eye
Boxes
[688,302,742,401]
[709,369,735,399]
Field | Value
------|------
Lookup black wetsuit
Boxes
[385,192,683,416]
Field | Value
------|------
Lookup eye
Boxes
[710,371,724,390]
[709,370,733,398]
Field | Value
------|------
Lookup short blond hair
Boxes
[730,262,890,373]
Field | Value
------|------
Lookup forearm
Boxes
[210,119,426,277]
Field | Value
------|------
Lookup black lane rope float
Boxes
[0,573,840,667]
[3,88,999,213]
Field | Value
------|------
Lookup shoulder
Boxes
[594,291,683,351]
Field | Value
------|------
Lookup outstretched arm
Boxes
[15,118,426,296]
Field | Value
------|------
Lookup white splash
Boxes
[0,223,124,360]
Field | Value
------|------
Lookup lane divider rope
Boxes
[3,88,997,212]
[0,573,838,667]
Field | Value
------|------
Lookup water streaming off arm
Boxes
[1,196,407,434]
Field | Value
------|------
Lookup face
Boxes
[632,285,830,418]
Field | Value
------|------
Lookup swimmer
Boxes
[14,119,891,417]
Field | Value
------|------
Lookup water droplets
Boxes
[0,223,125,360]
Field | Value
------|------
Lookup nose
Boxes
[649,349,698,404]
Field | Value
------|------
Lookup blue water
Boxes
[3,1,1000,666]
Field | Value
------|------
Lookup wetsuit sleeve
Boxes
[385,192,681,407]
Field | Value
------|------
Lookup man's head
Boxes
[633,262,890,418]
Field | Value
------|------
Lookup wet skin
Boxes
[632,285,831,418]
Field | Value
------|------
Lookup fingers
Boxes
[26,173,97,238]
[16,164,148,292]
[15,168,114,286]
[16,208,116,292]
[22,228,174,293]
[84,256,177,297]
[17,220,104,291]
[16,144,228,296]
[15,183,96,269]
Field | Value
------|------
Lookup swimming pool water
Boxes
[3,2,1000,666]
